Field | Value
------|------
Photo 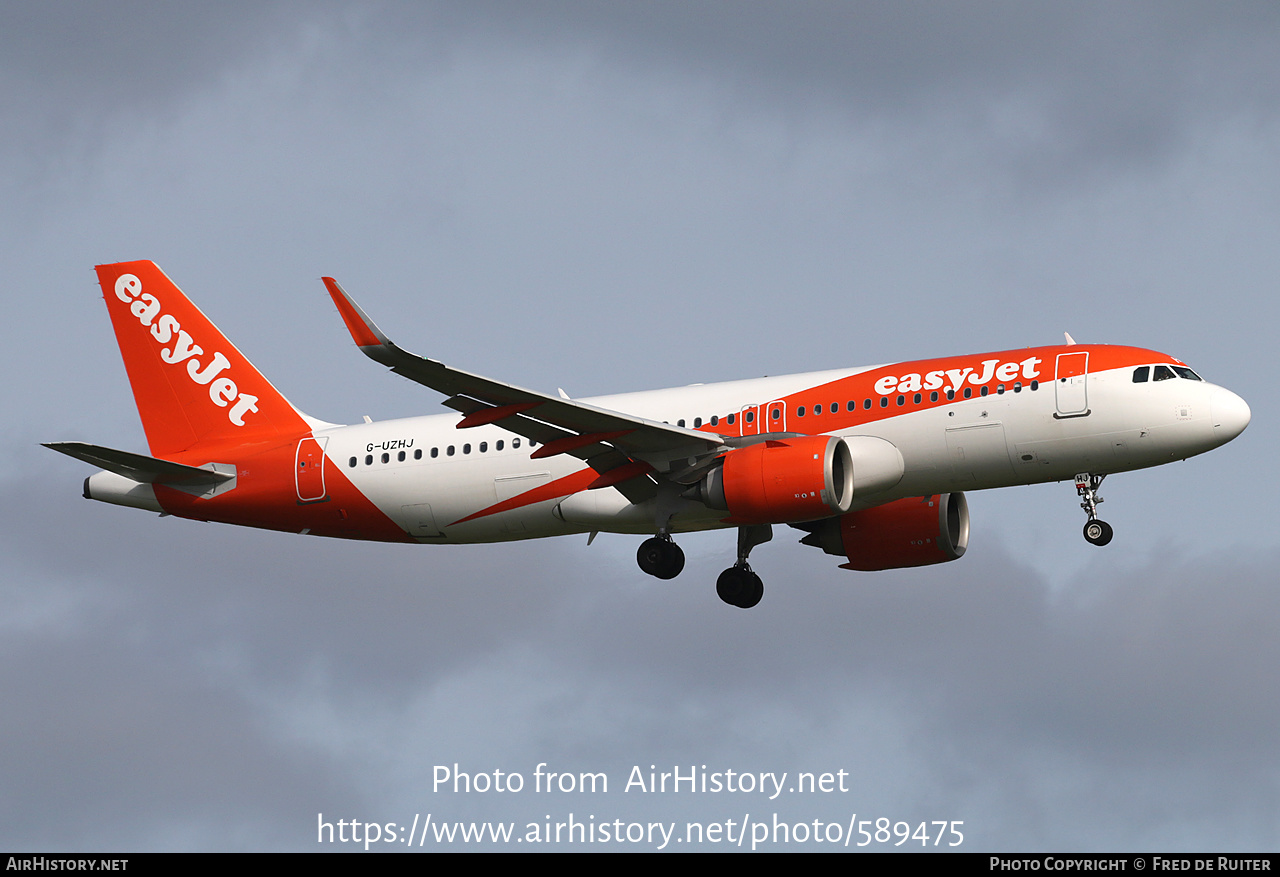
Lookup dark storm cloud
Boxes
[9,2,1280,182]
[382,1,1280,180]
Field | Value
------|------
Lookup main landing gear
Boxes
[716,565,763,609]
[1075,472,1114,546]
[716,524,771,609]
[635,524,773,609]
[637,535,685,580]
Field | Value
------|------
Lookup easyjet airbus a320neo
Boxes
[47,261,1251,608]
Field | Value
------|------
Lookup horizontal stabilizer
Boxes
[43,441,234,486]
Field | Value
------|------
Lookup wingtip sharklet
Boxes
[322,277,390,349]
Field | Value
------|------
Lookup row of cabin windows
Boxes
[346,375,1059,468]
[671,381,1041,428]
[348,437,536,468]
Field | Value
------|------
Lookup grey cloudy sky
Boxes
[2,1,1277,851]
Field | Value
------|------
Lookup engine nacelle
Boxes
[799,493,969,571]
[699,435,854,524]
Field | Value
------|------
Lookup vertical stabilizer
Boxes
[94,261,312,456]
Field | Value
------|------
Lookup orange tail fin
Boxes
[95,260,312,457]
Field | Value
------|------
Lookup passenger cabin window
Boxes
[1133,366,1150,383]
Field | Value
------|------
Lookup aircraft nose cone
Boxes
[1210,386,1251,443]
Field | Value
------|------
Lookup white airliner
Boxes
[47,261,1251,608]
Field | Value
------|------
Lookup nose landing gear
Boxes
[1075,473,1113,546]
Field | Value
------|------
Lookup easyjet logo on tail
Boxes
[113,274,259,426]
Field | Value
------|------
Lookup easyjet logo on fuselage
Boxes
[113,274,259,426]
[873,356,1043,396]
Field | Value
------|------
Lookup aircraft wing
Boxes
[43,441,234,485]
[322,278,727,502]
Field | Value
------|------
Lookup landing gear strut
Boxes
[637,535,685,579]
[716,524,771,609]
[1075,473,1113,547]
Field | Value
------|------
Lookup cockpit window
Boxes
[1139,364,1202,383]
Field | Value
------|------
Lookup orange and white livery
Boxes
[47,260,1251,608]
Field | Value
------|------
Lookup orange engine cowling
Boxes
[797,493,969,571]
[699,435,855,524]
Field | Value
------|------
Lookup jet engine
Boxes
[796,493,969,571]
[696,435,850,524]
[696,434,904,525]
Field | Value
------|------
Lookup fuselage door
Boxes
[765,400,787,433]
[739,404,760,437]
[295,436,328,502]
[1055,351,1090,417]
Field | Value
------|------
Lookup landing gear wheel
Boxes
[716,565,764,609]
[1083,519,1113,546]
[1075,473,1113,547]
[637,537,685,579]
